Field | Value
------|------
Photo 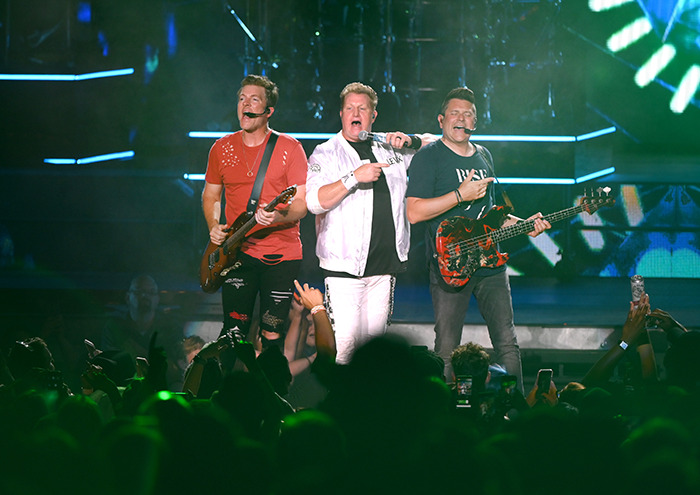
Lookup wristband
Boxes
[618,340,629,350]
[341,171,358,190]
[310,304,326,315]
[454,189,463,205]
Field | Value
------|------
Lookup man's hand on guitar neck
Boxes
[505,212,552,238]
[255,203,279,226]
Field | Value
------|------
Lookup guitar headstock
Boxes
[264,185,297,212]
[580,186,615,214]
[279,185,297,204]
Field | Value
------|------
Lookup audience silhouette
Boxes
[1,285,698,495]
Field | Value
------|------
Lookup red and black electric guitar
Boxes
[199,185,297,293]
[435,189,615,288]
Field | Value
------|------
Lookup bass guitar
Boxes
[199,185,297,293]
[435,188,615,288]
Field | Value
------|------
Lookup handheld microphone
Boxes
[358,130,422,150]
[243,108,270,118]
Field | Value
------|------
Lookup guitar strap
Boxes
[246,130,280,214]
[475,143,514,211]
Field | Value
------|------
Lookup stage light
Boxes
[670,64,700,113]
[588,0,635,12]
[606,17,652,52]
[189,128,616,144]
[183,173,206,181]
[575,167,616,184]
[576,127,617,141]
[591,1,700,113]
[0,68,134,81]
[473,135,576,143]
[498,178,576,185]
[44,151,135,165]
[634,44,676,87]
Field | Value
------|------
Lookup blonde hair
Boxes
[339,82,378,111]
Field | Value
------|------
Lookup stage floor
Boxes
[392,276,700,328]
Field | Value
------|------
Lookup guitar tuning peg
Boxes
[596,187,603,196]
[602,186,611,196]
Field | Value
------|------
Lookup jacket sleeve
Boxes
[305,145,336,215]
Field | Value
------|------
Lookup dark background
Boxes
[1,0,699,292]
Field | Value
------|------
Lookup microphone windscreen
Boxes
[358,130,369,141]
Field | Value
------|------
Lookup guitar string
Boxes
[453,205,584,251]
[446,200,610,252]
[218,187,296,251]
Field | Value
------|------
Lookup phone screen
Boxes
[536,369,553,396]
[455,375,473,408]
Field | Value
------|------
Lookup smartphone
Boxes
[455,375,473,408]
[536,368,553,396]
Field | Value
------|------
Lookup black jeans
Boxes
[221,252,301,339]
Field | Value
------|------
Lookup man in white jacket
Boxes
[305,82,434,363]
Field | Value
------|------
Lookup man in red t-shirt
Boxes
[202,75,307,349]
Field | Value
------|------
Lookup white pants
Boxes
[325,274,395,364]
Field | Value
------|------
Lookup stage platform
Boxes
[180,275,699,387]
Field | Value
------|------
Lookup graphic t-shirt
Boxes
[405,139,503,277]
[205,131,308,261]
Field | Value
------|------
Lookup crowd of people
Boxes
[1,283,698,495]
[1,73,699,494]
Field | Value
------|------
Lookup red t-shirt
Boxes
[205,131,307,261]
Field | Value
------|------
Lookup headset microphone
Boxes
[243,108,270,118]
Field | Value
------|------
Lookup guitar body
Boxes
[436,205,512,288]
[435,189,615,288]
[199,210,254,294]
[199,184,298,293]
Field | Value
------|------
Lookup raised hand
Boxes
[294,280,324,311]
[648,308,686,333]
[621,293,651,345]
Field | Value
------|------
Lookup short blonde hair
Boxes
[339,82,378,112]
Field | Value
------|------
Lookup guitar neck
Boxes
[220,200,282,251]
[221,216,257,251]
[489,204,588,244]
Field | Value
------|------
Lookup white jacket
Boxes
[306,132,415,276]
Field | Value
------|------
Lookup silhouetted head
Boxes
[664,331,700,392]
